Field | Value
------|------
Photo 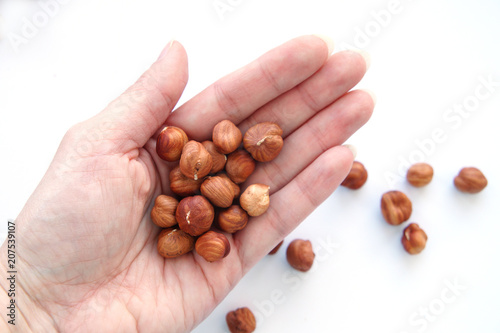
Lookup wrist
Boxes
[0,241,57,332]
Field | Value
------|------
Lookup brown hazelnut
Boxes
[268,240,284,255]
[402,223,428,255]
[454,167,488,193]
[243,122,283,162]
[201,141,227,174]
[407,163,434,187]
[150,195,178,228]
[169,166,204,197]
[217,205,249,233]
[286,239,315,272]
[195,231,231,262]
[156,126,188,162]
[200,176,235,208]
[212,119,242,154]
[179,140,213,180]
[240,184,270,217]
[381,191,412,225]
[218,173,240,199]
[341,161,368,189]
[226,307,256,333]
[157,228,195,258]
[225,150,256,184]
[176,195,214,236]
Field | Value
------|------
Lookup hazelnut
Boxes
[176,196,214,236]
[156,126,189,162]
[217,205,249,233]
[195,231,231,262]
[150,195,178,228]
[201,141,227,174]
[407,163,434,187]
[169,166,204,197]
[381,191,412,225]
[268,240,284,255]
[454,167,488,193]
[212,119,242,154]
[341,161,368,189]
[240,184,270,217]
[286,239,315,272]
[218,173,240,199]
[401,223,428,255]
[179,140,213,180]
[200,176,235,208]
[157,228,195,258]
[243,122,283,162]
[225,150,256,184]
[226,307,256,333]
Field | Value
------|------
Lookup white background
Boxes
[1,0,500,332]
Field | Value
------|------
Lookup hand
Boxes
[0,35,374,332]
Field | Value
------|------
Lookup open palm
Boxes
[1,36,373,332]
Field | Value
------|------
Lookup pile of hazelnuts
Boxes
[151,120,283,262]
[341,161,488,254]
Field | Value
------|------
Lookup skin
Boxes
[0,35,374,332]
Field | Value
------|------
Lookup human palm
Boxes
[1,36,373,332]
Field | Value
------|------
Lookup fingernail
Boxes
[342,144,357,158]
[350,48,371,70]
[158,39,176,60]
[361,89,377,105]
[313,34,334,55]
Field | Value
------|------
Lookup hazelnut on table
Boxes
[406,163,433,187]
[380,190,412,225]
[341,161,368,189]
[401,223,428,255]
[286,239,315,272]
[454,167,488,193]
[226,307,256,333]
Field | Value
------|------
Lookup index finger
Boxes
[166,35,333,140]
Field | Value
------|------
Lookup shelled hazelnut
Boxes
[243,122,283,162]
[226,150,256,184]
[169,166,204,197]
[195,231,231,262]
[200,176,235,208]
[157,228,195,259]
[176,195,214,236]
[401,223,428,255]
[179,141,213,181]
[454,167,488,193]
[156,126,188,162]
[240,184,270,217]
[212,119,242,154]
[286,239,315,272]
[151,195,178,228]
[217,205,249,233]
[381,190,412,225]
[226,307,256,333]
[407,163,433,187]
[341,161,368,189]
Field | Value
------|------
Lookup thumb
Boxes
[91,40,189,153]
